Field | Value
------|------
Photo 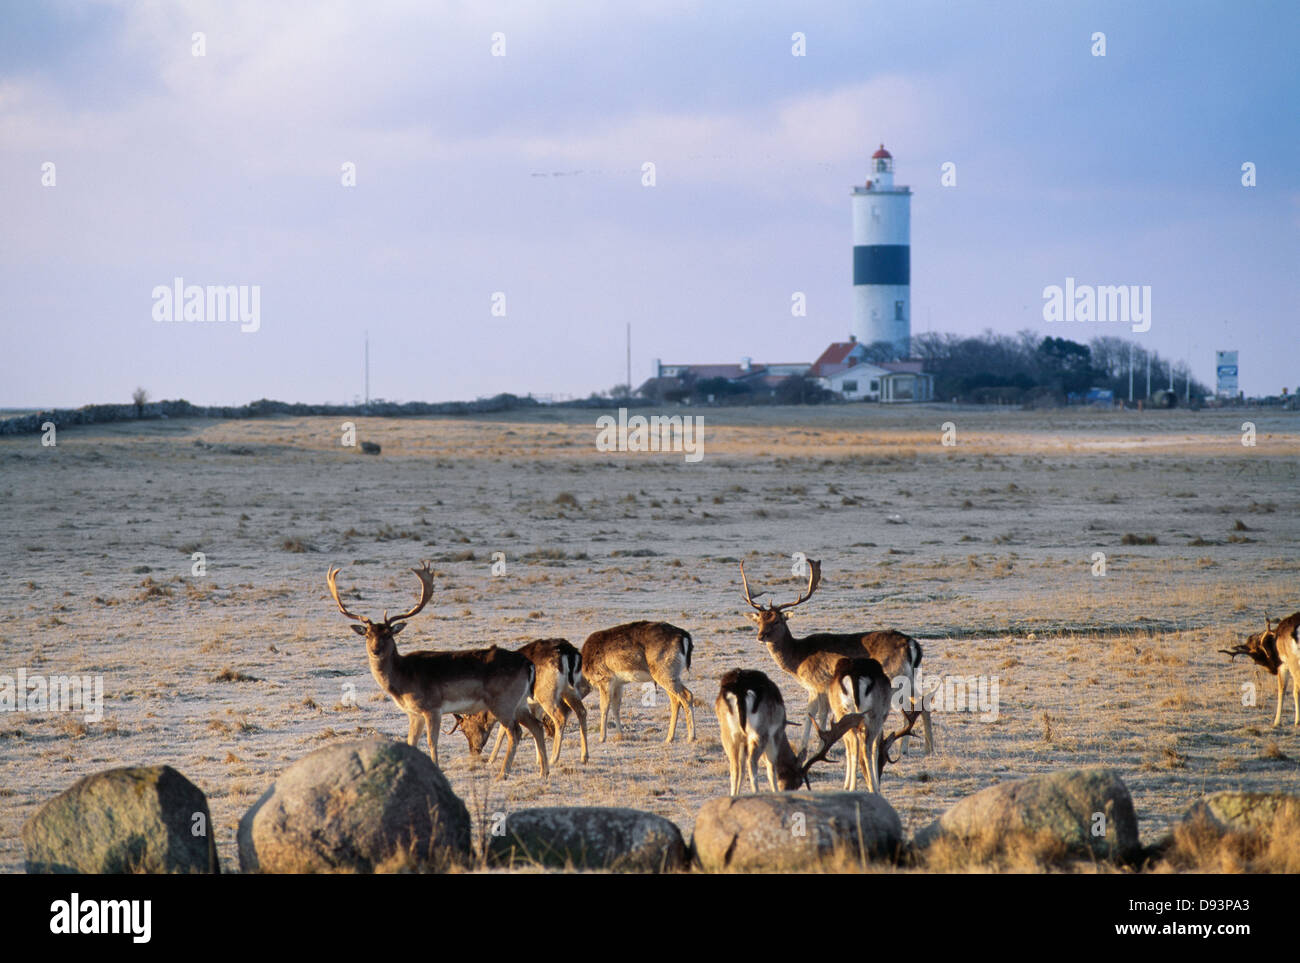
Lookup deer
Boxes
[450,638,590,765]
[740,558,933,759]
[828,657,893,792]
[714,668,869,795]
[326,562,548,780]
[1220,611,1300,727]
[581,621,695,743]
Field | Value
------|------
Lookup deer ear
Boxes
[390,622,406,636]
[350,624,367,636]
[746,612,761,625]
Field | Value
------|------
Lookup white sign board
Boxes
[1216,350,1238,397]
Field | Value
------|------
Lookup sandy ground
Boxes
[1,403,1298,873]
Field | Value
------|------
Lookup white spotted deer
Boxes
[740,558,933,758]
[581,621,695,743]
[714,668,869,795]
[326,562,548,779]
[1220,611,1300,727]
[454,637,590,765]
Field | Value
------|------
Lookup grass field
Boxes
[1,404,1297,872]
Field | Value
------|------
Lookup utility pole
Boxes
[626,323,631,399]
[1128,341,1134,402]
[364,331,370,406]
[1145,348,1150,399]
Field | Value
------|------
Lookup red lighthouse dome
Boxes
[871,144,892,159]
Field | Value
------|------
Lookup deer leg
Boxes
[407,713,424,748]
[422,712,439,766]
[1274,672,1285,727]
[843,729,857,791]
[517,710,548,779]
[608,681,625,738]
[744,742,759,794]
[596,684,611,742]
[497,722,521,780]
[921,707,935,754]
[763,755,777,793]
[724,734,742,796]
[545,704,566,765]
[866,730,882,793]
[488,723,508,765]
[563,692,589,763]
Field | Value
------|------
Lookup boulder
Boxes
[23,765,218,874]
[238,738,470,873]
[914,768,1138,862]
[1183,791,1300,839]
[487,806,687,871]
[692,792,903,872]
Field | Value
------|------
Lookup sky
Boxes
[1,0,1296,406]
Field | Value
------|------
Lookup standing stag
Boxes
[1220,611,1300,727]
[326,563,548,780]
[452,638,590,765]
[581,621,695,743]
[740,558,933,757]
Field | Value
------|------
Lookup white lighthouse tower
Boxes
[851,144,911,357]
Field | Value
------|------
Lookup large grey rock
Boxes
[23,765,218,874]
[487,806,687,872]
[693,792,903,872]
[1184,791,1300,838]
[238,739,470,873]
[914,768,1138,862]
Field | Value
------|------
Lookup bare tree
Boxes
[131,387,149,418]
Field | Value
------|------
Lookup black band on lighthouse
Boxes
[853,245,910,286]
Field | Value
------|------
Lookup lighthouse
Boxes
[851,144,911,357]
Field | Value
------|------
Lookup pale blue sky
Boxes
[2,0,1296,405]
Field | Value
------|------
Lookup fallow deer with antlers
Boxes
[714,668,868,795]
[1220,611,1300,727]
[740,558,933,758]
[326,562,548,779]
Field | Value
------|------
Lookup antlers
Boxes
[326,561,435,628]
[877,710,921,772]
[798,711,865,787]
[327,566,369,625]
[740,558,823,612]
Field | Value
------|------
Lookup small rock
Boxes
[238,738,470,873]
[914,767,1138,863]
[1184,791,1300,839]
[23,765,218,874]
[488,807,687,871]
[693,792,903,872]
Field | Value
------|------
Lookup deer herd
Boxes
[326,558,1299,800]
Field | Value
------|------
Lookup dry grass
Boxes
[0,406,1297,873]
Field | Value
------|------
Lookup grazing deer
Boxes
[740,558,932,757]
[1220,612,1300,727]
[326,563,548,780]
[581,621,695,743]
[454,638,590,765]
[828,657,892,792]
[714,668,868,795]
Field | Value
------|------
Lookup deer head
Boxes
[326,561,435,658]
[740,559,822,644]
[1219,614,1282,674]
[447,712,494,755]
